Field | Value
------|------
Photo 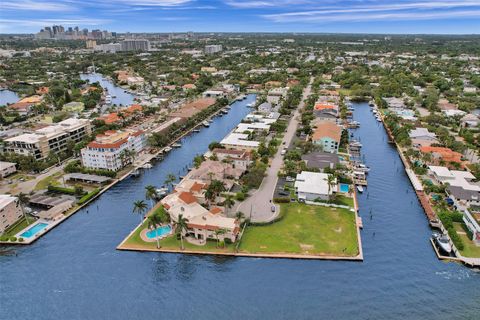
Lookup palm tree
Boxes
[147,213,163,249]
[223,194,235,216]
[235,211,245,222]
[175,214,189,250]
[16,193,30,225]
[326,174,337,202]
[164,173,177,191]
[214,228,227,248]
[145,185,158,208]
[132,200,148,223]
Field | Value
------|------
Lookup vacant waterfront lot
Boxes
[239,203,359,257]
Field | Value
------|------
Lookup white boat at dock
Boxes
[142,163,153,169]
[203,121,210,127]
[192,129,200,133]
[172,142,182,148]
[130,169,140,177]
[246,102,254,107]
[432,232,452,254]
[164,146,172,153]
[155,187,169,198]
[356,185,364,193]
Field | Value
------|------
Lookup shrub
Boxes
[235,192,246,201]
[18,237,24,242]
[48,185,77,195]
[78,188,100,205]
[0,235,9,241]
[447,227,464,251]
[273,197,290,203]
[10,236,17,242]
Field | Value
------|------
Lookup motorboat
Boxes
[222,109,229,114]
[172,143,182,148]
[192,129,200,133]
[432,232,452,254]
[163,146,172,153]
[155,187,169,198]
[356,185,364,193]
[105,95,112,104]
[130,169,140,177]
[203,121,210,127]
[142,163,153,169]
[246,102,254,107]
[350,141,363,148]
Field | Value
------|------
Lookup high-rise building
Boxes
[0,195,23,234]
[205,45,223,54]
[121,39,151,52]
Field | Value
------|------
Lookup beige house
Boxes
[0,162,17,178]
[0,195,23,234]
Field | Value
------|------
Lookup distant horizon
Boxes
[1,0,479,35]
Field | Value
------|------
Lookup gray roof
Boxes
[448,185,480,201]
[302,152,339,170]
[64,173,111,183]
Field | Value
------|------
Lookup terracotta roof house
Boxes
[311,121,343,153]
[420,146,464,167]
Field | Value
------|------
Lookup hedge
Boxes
[48,185,77,195]
[273,197,290,203]
[78,188,100,205]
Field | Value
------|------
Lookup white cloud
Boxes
[1,0,74,11]
[225,0,315,8]
[261,1,480,22]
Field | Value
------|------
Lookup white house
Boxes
[294,171,336,201]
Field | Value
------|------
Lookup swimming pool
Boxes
[20,222,49,238]
[339,183,350,193]
[146,225,172,239]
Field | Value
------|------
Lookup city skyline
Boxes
[1,0,480,34]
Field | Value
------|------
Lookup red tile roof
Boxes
[178,191,197,205]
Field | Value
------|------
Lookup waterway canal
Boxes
[0,89,20,106]
[0,101,479,319]
[80,73,136,106]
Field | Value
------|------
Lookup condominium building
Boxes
[4,118,91,160]
[204,45,223,54]
[121,39,151,52]
[81,130,146,171]
[0,195,23,234]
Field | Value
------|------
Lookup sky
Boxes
[1,0,480,34]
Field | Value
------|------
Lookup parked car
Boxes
[271,205,276,212]
[285,176,295,182]
[279,191,289,196]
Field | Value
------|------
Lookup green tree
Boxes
[175,214,189,250]
[132,200,148,222]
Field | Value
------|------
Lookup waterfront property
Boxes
[81,129,146,171]
[0,194,23,234]
[294,171,336,202]
[311,121,342,153]
[238,203,359,257]
[4,118,92,160]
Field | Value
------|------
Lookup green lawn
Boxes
[2,215,37,238]
[34,172,62,191]
[454,223,480,258]
[239,203,359,256]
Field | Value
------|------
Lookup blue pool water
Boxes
[339,183,350,193]
[146,225,172,239]
[20,223,49,238]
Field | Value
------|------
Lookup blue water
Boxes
[0,89,19,106]
[339,183,350,193]
[146,225,172,239]
[80,73,135,106]
[19,223,49,238]
[1,99,479,320]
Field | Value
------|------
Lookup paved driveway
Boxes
[238,78,313,222]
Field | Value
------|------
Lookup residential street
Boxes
[237,77,313,222]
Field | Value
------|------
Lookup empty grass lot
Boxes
[239,203,359,256]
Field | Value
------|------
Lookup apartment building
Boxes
[4,118,91,160]
[81,130,146,171]
[0,195,23,234]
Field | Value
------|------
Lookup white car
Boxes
[285,176,295,182]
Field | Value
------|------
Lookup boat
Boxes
[130,169,140,177]
[155,187,169,198]
[356,185,364,193]
[164,146,172,153]
[203,121,210,127]
[432,232,452,254]
[353,163,370,173]
[376,117,382,122]
[222,109,229,114]
[142,163,153,169]
[246,102,254,107]
[192,129,200,133]
[105,95,112,104]
[172,142,182,148]
[350,141,363,148]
